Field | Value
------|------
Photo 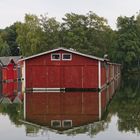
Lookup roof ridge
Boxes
[19,47,105,62]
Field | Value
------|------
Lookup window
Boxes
[62,120,72,128]
[51,53,61,60]
[62,53,72,61]
[51,120,61,128]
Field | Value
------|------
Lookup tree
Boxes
[16,14,44,56]
[113,16,140,71]
[61,12,114,57]
[0,37,11,56]
[40,14,60,50]
[61,13,89,53]
[0,23,19,56]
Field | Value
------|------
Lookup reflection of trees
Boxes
[63,121,109,137]
[108,78,140,133]
[0,104,23,126]
[0,103,41,135]
[25,125,40,136]
[0,102,110,137]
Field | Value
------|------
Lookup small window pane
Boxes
[51,120,61,128]
[51,53,60,60]
[62,120,72,128]
[62,53,72,60]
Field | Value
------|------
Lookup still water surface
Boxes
[0,78,140,140]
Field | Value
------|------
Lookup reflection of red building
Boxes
[25,92,100,129]
[24,77,120,131]
[0,56,20,98]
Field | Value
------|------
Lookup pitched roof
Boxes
[0,56,21,66]
[20,48,105,61]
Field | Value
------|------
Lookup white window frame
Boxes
[51,120,61,128]
[62,53,72,61]
[51,53,61,61]
[62,120,72,128]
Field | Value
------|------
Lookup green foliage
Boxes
[0,37,11,56]
[109,78,140,133]
[40,14,61,50]
[0,23,19,56]
[0,104,23,126]
[15,12,113,57]
[112,15,140,71]
[1,12,140,72]
[61,12,114,56]
[16,14,44,56]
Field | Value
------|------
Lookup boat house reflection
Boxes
[24,77,120,131]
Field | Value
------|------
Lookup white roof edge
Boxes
[19,47,105,62]
[108,62,121,65]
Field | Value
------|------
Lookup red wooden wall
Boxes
[26,92,99,127]
[2,62,18,97]
[26,50,99,89]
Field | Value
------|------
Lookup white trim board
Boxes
[19,48,105,62]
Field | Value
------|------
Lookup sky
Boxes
[0,0,140,29]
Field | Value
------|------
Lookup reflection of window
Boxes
[62,53,72,60]
[51,53,60,60]
[51,120,61,128]
[62,120,72,128]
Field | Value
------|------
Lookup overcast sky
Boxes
[0,0,140,29]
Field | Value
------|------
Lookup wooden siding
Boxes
[25,50,99,89]
[26,92,99,127]
[1,62,20,98]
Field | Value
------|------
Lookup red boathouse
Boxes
[0,56,21,97]
[20,48,121,92]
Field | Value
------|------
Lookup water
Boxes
[0,78,140,139]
